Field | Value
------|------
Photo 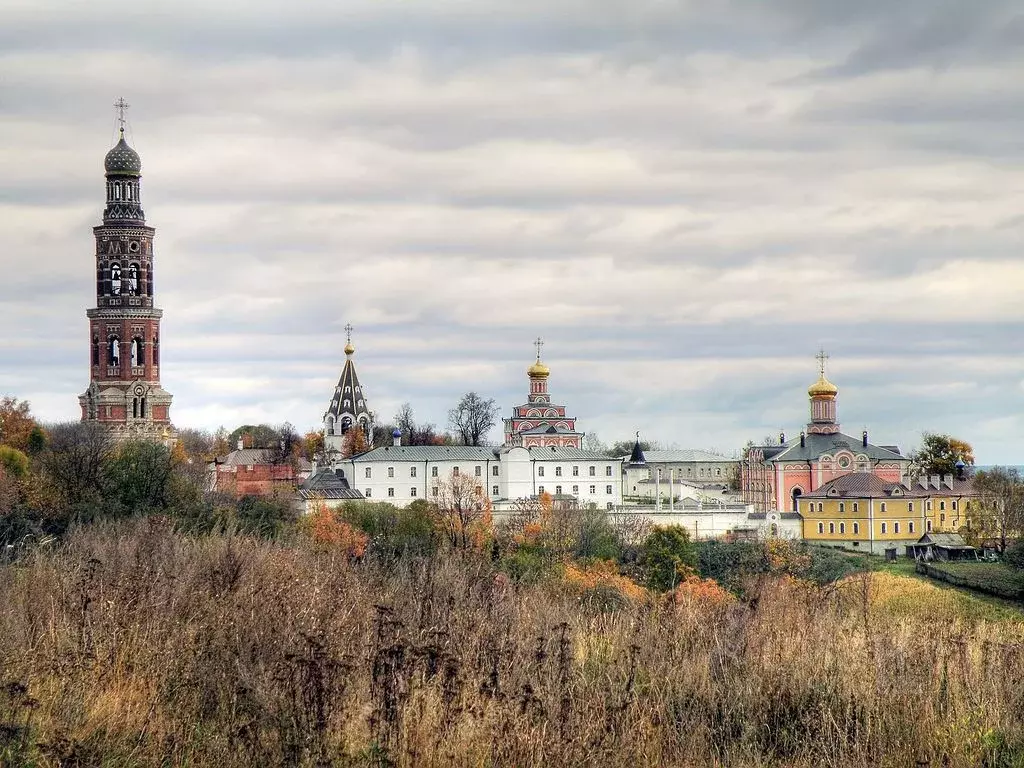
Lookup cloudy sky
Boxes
[1,0,1023,461]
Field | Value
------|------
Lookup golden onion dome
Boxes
[528,359,550,378]
[808,374,839,398]
[344,341,355,356]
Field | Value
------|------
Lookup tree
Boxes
[911,433,975,477]
[0,446,30,480]
[970,467,1024,553]
[42,422,113,510]
[341,425,369,458]
[393,403,447,446]
[175,428,216,460]
[607,438,660,458]
[448,392,499,446]
[304,431,324,461]
[639,526,697,592]
[0,397,39,453]
[101,440,176,515]
[431,472,493,550]
[583,432,608,454]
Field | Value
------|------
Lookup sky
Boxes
[1,0,1023,461]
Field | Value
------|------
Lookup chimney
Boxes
[237,437,244,451]
[862,430,868,448]
[800,431,806,448]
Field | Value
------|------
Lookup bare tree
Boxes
[971,468,1024,552]
[431,472,491,549]
[42,422,113,508]
[448,392,498,446]
[394,403,444,446]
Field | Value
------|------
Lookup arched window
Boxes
[791,487,803,512]
[127,264,139,296]
[108,336,120,367]
[110,264,122,296]
[326,415,335,435]
[131,337,143,367]
[146,270,153,297]
[153,336,159,366]
[91,336,100,366]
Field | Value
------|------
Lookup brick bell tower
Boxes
[79,100,173,440]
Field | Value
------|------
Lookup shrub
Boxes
[340,499,438,558]
[639,525,697,591]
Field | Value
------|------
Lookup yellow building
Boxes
[798,472,977,555]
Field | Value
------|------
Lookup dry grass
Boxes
[1,518,1024,767]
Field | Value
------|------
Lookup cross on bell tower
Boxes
[816,348,829,378]
[114,97,129,132]
[534,336,544,361]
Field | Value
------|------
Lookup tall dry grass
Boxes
[1,518,1023,767]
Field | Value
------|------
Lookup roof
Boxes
[754,431,906,463]
[219,448,282,467]
[628,439,646,466]
[804,472,977,499]
[302,467,353,491]
[298,488,364,500]
[524,446,621,461]
[104,131,142,176]
[351,445,497,462]
[638,449,735,463]
[912,532,972,549]
[324,351,371,423]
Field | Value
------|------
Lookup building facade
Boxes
[741,356,911,513]
[338,444,622,511]
[79,121,173,440]
[503,343,584,448]
[622,442,738,501]
[798,472,978,554]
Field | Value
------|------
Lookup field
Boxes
[925,561,1024,601]
[1,521,1024,767]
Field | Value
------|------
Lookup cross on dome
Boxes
[114,97,130,133]
[344,323,355,356]
[534,336,544,361]
[815,348,830,378]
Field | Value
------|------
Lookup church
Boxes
[79,105,174,441]
[321,325,374,458]
[740,353,911,513]
[502,340,584,448]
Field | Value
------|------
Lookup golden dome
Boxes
[344,341,355,356]
[808,374,839,398]
[528,359,550,378]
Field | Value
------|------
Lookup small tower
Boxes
[323,324,374,456]
[79,100,173,441]
[502,339,584,448]
[806,349,840,435]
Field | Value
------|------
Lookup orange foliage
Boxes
[671,574,734,608]
[765,538,812,575]
[304,500,368,557]
[562,559,648,603]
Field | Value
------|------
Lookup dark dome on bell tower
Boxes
[104,129,142,176]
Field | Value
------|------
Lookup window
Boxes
[492,485,498,495]
[432,487,438,497]
[818,522,824,534]
[555,485,562,495]
[589,485,596,494]
[410,487,417,497]
[475,465,482,477]
[410,466,417,478]
[572,485,578,494]
[881,522,887,534]
[926,501,932,511]
[91,336,100,366]
[431,466,438,477]
[853,502,859,513]
[840,522,846,534]
[880,502,887,512]
[607,502,613,510]
[387,467,394,478]
[908,502,913,512]
[387,488,395,497]
[606,466,612,476]
[555,466,562,477]
[894,522,900,534]
[365,489,372,498]
[572,466,579,476]
[927,520,933,532]
[940,513,946,523]
[364,467,371,479]
[453,467,460,476]
[589,466,596,476]
[851,522,859,535]
[829,522,835,534]
[606,485,612,495]
[839,503,845,513]
[909,521,915,533]
[492,465,499,477]
[939,501,946,511]
[538,466,545,477]
[952,500,958,510]
[538,485,544,494]
[818,503,823,512]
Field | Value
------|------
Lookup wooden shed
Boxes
[905,532,977,562]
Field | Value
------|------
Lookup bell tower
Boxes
[79,100,174,440]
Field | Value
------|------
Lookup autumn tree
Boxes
[42,422,114,510]
[304,431,324,461]
[970,467,1024,552]
[431,472,493,550]
[910,433,975,477]
[341,425,369,458]
[0,396,43,454]
[447,392,498,446]
[639,526,697,592]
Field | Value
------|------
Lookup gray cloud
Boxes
[1,0,1022,461]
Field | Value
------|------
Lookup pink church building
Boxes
[503,342,584,448]
[741,356,911,513]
